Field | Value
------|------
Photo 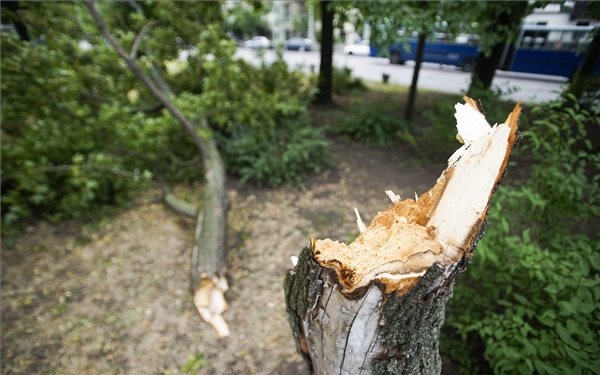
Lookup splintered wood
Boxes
[285,97,521,375]
[313,97,521,296]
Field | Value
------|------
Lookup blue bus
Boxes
[499,24,599,78]
[388,34,479,71]
[388,25,599,78]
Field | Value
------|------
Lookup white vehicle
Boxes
[244,36,271,50]
[343,40,371,56]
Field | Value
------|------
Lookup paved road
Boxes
[236,48,568,103]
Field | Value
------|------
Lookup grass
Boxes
[312,82,467,162]
[180,352,206,374]
[315,79,525,164]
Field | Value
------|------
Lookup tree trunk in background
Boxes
[468,1,528,93]
[1,1,31,41]
[285,98,522,374]
[405,33,426,121]
[316,0,334,105]
[567,27,600,99]
[85,1,230,337]
[469,40,506,92]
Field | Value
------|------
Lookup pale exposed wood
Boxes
[285,98,521,375]
[312,99,521,297]
[193,275,230,338]
[354,207,367,233]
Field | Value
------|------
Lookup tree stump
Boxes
[284,97,521,375]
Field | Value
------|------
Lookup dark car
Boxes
[285,37,313,51]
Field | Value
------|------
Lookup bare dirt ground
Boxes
[1,133,444,374]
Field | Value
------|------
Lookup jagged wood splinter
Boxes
[284,97,521,375]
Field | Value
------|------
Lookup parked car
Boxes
[284,37,313,51]
[343,40,371,56]
[244,36,271,50]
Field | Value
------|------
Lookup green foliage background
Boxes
[442,95,600,375]
[1,2,329,234]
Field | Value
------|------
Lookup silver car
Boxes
[244,36,271,50]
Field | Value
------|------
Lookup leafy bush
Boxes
[0,25,203,230]
[332,66,366,94]
[443,95,600,375]
[1,4,330,235]
[189,40,329,186]
[336,100,403,146]
[1,34,140,226]
[225,108,330,186]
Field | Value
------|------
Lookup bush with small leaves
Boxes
[332,66,366,94]
[335,100,403,146]
[1,3,330,236]
[443,94,600,375]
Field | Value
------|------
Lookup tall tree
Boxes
[568,26,600,99]
[405,33,426,120]
[316,0,334,105]
[352,1,457,120]
[567,1,600,100]
[467,1,530,93]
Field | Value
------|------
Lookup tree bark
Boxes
[316,0,334,105]
[567,27,600,98]
[84,1,230,337]
[405,33,426,121]
[285,98,521,374]
[1,1,31,41]
[468,1,528,93]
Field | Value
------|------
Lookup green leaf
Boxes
[558,300,577,317]
[556,323,581,350]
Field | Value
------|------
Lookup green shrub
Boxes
[1,5,330,235]
[332,66,366,94]
[443,95,600,375]
[225,108,330,186]
[191,42,330,186]
[1,34,143,227]
[336,100,403,146]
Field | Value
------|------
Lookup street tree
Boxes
[466,1,530,93]
[223,2,270,41]
[316,0,334,105]
[351,1,462,120]
[567,2,600,101]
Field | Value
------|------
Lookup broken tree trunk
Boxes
[85,1,230,337]
[284,97,521,375]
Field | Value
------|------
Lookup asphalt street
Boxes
[236,48,568,104]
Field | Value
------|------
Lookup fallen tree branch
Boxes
[84,0,229,337]
[164,193,199,218]
[285,97,521,374]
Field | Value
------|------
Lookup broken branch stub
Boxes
[285,97,521,375]
[314,97,520,297]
